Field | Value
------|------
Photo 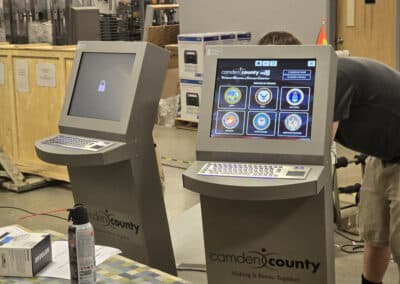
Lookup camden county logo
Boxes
[221,68,271,77]
[209,248,321,274]
[88,209,140,235]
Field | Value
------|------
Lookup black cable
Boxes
[335,229,363,243]
[339,228,361,237]
[0,206,68,221]
[340,244,364,254]
[335,229,364,254]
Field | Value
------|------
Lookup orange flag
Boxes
[316,18,328,45]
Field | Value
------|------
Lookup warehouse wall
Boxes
[397,0,400,69]
[178,0,335,45]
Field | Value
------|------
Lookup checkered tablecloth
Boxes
[0,230,187,284]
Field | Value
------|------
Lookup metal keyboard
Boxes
[198,162,311,180]
[43,135,114,152]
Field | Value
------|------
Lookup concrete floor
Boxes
[0,125,398,283]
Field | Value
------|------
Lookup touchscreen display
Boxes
[68,52,136,121]
[210,59,317,140]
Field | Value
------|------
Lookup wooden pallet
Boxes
[0,147,49,192]
[175,118,198,131]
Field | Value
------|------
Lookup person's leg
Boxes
[398,264,400,284]
[363,243,391,282]
[359,157,390,283]
[395,256,400,284]
[389,199,400,284]
[386,162,400,284]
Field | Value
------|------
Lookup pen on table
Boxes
[0,232,9,239]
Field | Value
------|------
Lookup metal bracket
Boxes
[333,169,360,235]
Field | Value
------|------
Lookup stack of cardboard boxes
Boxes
[161,44,180,100]
[178,31,251,122]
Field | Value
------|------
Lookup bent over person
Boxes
[260,31,400,284]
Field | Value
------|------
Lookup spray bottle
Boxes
[68,204,96,284]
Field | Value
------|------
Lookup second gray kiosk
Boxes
[35,41,176,275]
[183,45,337,284]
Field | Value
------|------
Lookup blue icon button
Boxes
[253,113,271,131]
[286,88,304,106]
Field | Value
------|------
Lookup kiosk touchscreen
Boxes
[183,45,337,284]
[35,41,176,275]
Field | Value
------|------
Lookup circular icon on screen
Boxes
[224,87,242,105]
[286,88,305,106]
[222,112,240,129]
[284,114,302,132]
[253,113,271,131]
[255,88,273,106]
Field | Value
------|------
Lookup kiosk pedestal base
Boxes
[200,188,334,284]
[68,158,176,275]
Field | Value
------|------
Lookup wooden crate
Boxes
[0,45,16,159]
[147,25,179,47]
[0,44,76,181]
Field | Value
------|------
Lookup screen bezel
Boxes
[209,58,317,140]
[60,42,144,138]
[67,52,136,122]
[197,45,336,164]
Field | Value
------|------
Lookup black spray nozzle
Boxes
[67,204,89,225]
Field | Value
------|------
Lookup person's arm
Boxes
[332,121,339,140]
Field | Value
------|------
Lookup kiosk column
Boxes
[183,45,337,283]
[35,42,176,275]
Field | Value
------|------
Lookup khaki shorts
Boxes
[359,157,400,263]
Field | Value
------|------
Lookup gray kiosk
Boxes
[183,45,337,283]
[35,41,176,275]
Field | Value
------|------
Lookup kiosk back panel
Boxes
[35,42,176,275]
[183,45,337,284]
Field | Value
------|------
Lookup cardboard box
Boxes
[180,78,203,122]
[162,68,180,99]
[147,24,180,47]
[178,33,220,80]
[165,44,178,69]
[0,233,52,277]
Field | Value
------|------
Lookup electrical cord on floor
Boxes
[335,229,363,243]
[335,229,364,254]
[0,206,68,221]
[340,244,364,254]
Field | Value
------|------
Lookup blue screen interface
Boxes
[210,58,317,140]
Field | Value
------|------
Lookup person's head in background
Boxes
[258,31,302,45]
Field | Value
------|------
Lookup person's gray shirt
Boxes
[334,57,400,161]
